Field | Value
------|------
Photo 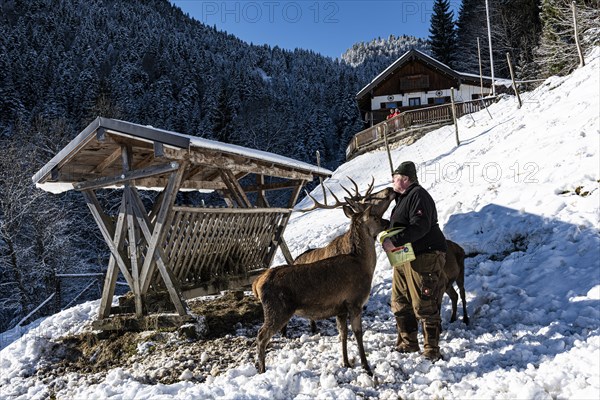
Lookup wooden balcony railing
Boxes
[346,97,497,160]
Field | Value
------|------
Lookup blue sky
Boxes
[170,1,461,59]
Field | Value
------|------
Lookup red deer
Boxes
[253,202,383,376]
[292,181,469,332]
[294,179,395,265]
[287,179,394,335]
[443,240,469,324]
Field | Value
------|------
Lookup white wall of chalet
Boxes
[370,83,490,110]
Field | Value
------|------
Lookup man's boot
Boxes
[394,315,420,353]
[422,322,442,362]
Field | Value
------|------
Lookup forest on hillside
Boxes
[0,0,597,332]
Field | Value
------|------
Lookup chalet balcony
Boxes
[347,97,497,160]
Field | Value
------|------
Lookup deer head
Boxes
[300,177,396,218]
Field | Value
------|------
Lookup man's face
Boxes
[392,174,411,194]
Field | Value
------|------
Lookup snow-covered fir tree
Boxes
[429,0,457,68]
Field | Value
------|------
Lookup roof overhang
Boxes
[32,117,332,193]
[356,49,498,103]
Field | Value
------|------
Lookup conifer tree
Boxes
[455,0,488,74]
[429,0,457,67]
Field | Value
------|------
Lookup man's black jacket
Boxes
[388,182,447,255]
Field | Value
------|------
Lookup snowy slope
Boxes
[1,49,599,399]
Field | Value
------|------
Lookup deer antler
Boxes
[340,176,375,201]
[299,176,377,212]
[299,187,347,212]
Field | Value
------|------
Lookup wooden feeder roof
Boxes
[30,117,332,326]
[32,117,332,194]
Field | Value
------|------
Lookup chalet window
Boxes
[380,102,401,109]
[428,97,450,104]
[399,75,429,91]
[408,97,421,106]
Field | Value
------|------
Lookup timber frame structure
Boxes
[32,117,331,328]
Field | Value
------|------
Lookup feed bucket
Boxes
[377,228,416,266]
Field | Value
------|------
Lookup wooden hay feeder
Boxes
[32,117,331,330]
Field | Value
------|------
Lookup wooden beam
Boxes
[163,148,315,181]
[242,179,302,193]
[96,192,127,319]
[183,164,204,181]
[256,175,269,207]
[172,206,290,214]
[91,147,121,174]
[182,269,267,298]
[138,164,189,316]
[287,180,306,208]
[133,152,157,171]
[128,186,172,285]
[135,177,226,191]
[154,142,164,157]
[74,162,180,191]
[82,190,134,288]
[82,190,138,319]
[122,145,144,317]
[279,237,294,265]
[219,169,252,208]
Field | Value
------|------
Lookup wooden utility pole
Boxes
[572,1,585,68]
[506,52,522,109]
[316,150,327,204]
[477,37,493,119]
[450,88,460,146]
[382,123,394,175]
[485,0,496,96]
[477,37,484,96]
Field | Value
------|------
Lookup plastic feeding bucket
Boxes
[377,228,415,267]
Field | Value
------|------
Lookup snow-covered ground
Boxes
[1,50,599,399]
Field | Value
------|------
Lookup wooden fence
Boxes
[346,97,497,159]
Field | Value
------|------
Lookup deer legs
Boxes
[257,309,294,374]
[446,282,469,324]
[336,314,350,368]
[336,307,373,376]
[446,286,460,322]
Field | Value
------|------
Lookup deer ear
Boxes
[361,205,373,220]
[342,204,354,218]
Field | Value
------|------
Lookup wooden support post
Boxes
[382,123,394,175]
[450,88,460,146]
[316,151,327,204]
[506,52,522,109]
[122,145,144,317]
[138,164,189,316]
[127,187,172,287]
[256,175,269,207]
[84,191,132,319]
[279,237,295,265]
[477,37,484,96]
[287,180,304,209]
[572,1,585,68]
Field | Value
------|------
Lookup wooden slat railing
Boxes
[150,207,291,291]
[346,97,497,159]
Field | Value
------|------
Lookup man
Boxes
[381,161,448,361]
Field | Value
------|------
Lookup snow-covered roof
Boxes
[32,117,331,194]
[356,48,505,99]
